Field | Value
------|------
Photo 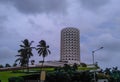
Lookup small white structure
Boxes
[67,60,80,65]
[97,79,108,82]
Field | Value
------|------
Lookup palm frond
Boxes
[31,47,36,49]
[36,48,41,50]
[38,49,42,54]
[47,49,51,54]
[30,41,34,45]
[15,58,21,62]
[19,45,25,47]
[15,55,21,57]
[18,49,24,52]
[40,51,43,56]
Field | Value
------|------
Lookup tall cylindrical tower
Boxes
[60,27,80,63]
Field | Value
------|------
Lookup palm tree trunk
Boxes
[40,57,46,81]
[27,56,29,73]
[41,57,45,70]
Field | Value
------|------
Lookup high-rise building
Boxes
[60,27,80,64]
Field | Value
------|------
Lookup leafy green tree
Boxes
[80,63,87,67]
[63,64,71,72]
[0,64,4,68]
[31,60,35,65]
[104,68,111,75]
[15,39,34,72]
[36,40,51,68]
[13,63,17,67]
[72,63,78,71]
[5,63,11,67]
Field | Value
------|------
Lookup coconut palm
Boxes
[13,63,17,67]
[15,49,26,67]
[36,40,51,68]
[15,39,34,72]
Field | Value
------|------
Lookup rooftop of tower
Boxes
[61,27,80,32]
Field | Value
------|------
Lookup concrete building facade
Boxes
[60,27,80,64]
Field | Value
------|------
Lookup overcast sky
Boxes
[0,0,120,69]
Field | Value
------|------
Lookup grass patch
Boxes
[0,67,54,82]
[0,71,30,82]
[30,67,54,71]
[78,67,98,71]
[0,67,97,82]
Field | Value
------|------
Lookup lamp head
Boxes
[100,47,104,49]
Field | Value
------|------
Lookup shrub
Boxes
[46,72,71,82]
[80,63,87,67]
[8,77,24,82]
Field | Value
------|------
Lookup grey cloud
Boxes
[0,47,16,65]
[0,15,7,23]
[28,19,42,30]
[0,0,10,3]
[91,33,120,53]
[0,26,5,36]
[0,26,22,49]
[83,32,120,67]
[0,47,14,58]
[101,40,120,52]
[10,0,67,14]
[79,0,110,10]
[0,15,8,35]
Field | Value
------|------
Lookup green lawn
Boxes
[0,67,97,82]
[78,67,98,70]
[0,71,30,82]
[0,67,54,82]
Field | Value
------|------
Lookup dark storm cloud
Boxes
[79,0,110,10]
[9,0,68,14]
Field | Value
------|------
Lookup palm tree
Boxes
[36,40,51,68]
[13,63,17,67]
[15,39,34,72]
[15,48,27,67]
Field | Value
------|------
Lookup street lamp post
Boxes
[92,47,104,82]
[92,47,104,65]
